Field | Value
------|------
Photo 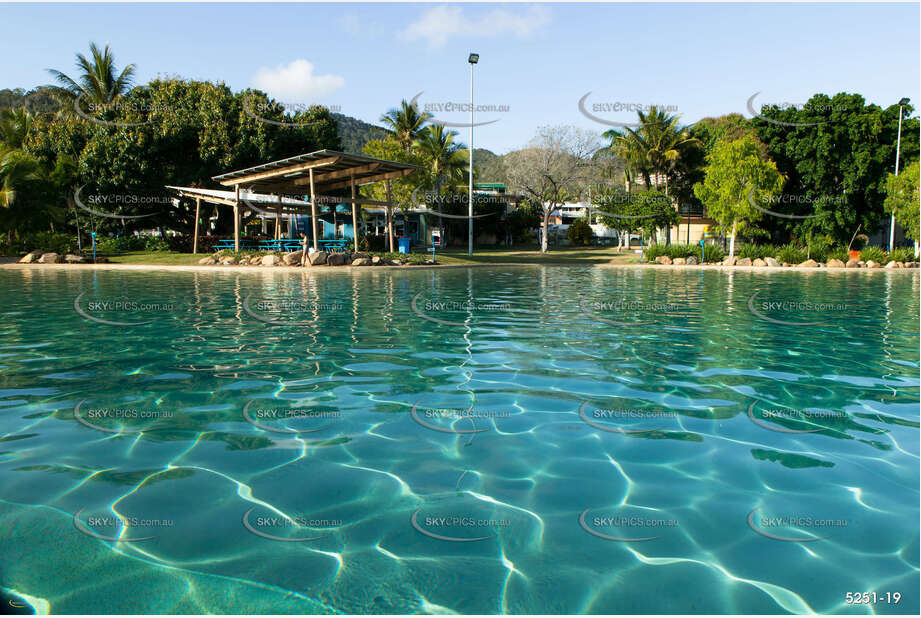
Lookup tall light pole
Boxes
[889,97,909,252]
[468,53,479,256]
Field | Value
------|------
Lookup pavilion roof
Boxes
[211,149,421,194]
[165,185,315,214]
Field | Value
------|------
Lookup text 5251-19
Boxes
[845,592,901,604]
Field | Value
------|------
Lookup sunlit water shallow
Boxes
[0,266,918,614]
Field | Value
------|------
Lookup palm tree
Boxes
[380,100,430,151]
[0,108,34,149]
[413,124,468,193]
[604,107,699,245]
[0,145,42,244]
[604,107,698,196]
[47,42,136,105]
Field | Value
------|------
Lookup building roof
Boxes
[211,149,422,194]
[165,185,315,214]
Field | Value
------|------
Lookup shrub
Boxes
[776,243,807,265]
[805,234,835,262]
[566,219,594,246]
[119,236,147,251]
[808,246,829,263]
[19,232,76,255]
[731,243,777,260]
[164,235,192,253]
[889,247,915,263]
[94,237,120,254]
[825,247,850,263]
[666,244,696,259]
[643,244,697,261]
[643,244,670,262]
[91,235,170,254]
[736,244,758,260]
[144,236,170,252]
[701,244,724,263]
[859,246,887,263]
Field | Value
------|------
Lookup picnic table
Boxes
[319,239,349,253]
[212,239,303,252]
[259,239,304,252]
[211,238,346,253]
[212,239,257,251]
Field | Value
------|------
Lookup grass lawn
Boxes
[100,246,643,266]
[432,245,641,265]
[104,251,207,265]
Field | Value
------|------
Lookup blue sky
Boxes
[2,2,918,153]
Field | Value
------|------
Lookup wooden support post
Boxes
[276,195,282,240]
[193,197,201,254]
[386,179,394,253]
[233,185,240,252]
[351,174,358,252]
[309,168,319,252]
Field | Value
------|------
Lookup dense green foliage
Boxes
[701,244,726,263]
[1,231,75,255]
[825,246,850,263]
[889,247,915,263]
[859,246,887,263]
[566,218,594,245]
[693,135,785,255]
[775,244,807,264]
[753,93,920,244]
[644,243,724,262]
[737,243,775,259]
[595,189,679,243]
[884,160,920,242]
[19,78,340,243]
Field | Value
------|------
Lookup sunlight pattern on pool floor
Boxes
[0,266,918,614]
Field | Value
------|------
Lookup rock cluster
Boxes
[650,252,919,270]
[203,250,417,268]
[18,251,104,264]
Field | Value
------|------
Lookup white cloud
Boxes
[400,5,550,49]
[338,13,384,38]
[251,60,345,102]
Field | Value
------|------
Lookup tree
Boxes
[604,106,699,197]
[413,124,468,193]
[604,107,701,244]
[567,217,593,246]
[0,108,35,149]
[46,153,81,249]
[47,42,136,105]
[505,125,601,252]
[693,135,784,258]
[884,160,920,253]
[0,145,43,244]
[754,93,920,244]
[380,100,430,151]
[0,108,49,244]
[595,189,677,247]
[690,114,760,156]
[361,137,425,251]
[23,79,341,241]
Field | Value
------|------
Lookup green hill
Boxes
[333,113,388,154]
[0,87,62,115]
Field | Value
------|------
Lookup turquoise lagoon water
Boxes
[0,266,918,614]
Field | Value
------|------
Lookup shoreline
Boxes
[2,261,918,274]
